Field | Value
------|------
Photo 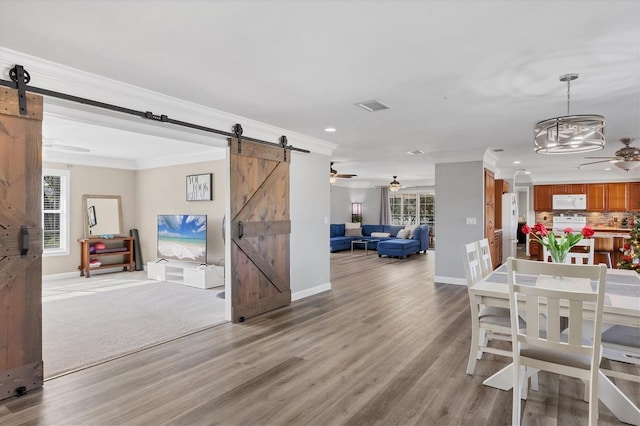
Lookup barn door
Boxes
[229,138,291,322]
[0,87,44,399]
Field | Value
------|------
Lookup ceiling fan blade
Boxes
[578,159,617,166]
[335,174,357,178]
[43,143,90,153]
[583,156,617,159]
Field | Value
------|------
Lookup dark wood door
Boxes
[0,88,44,399]
[229,138,291,323]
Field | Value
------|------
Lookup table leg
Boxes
[598,371,640,426]
[483,364,640,425]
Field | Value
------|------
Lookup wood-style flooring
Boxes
[1,251,638,425]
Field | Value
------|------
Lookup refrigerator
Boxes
[502,192,519,264]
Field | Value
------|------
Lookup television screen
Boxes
[157,215,207,264]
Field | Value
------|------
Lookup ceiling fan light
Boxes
[329,175,338,184]
[614,160,640,171]
[389,176,401,192]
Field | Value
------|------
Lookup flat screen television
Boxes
[157,215,207,264]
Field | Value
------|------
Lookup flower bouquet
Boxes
[521,222,595,263]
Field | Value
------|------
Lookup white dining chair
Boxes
[476,238,493,277]
[507,258,607,426]
[462,242,522,375]
[600,325,640,383]
[542,238,595,265]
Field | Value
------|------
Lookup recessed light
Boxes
[324,127,336,133]
[513,160,521,164]
[407,150,424,155]
[604,167,611,171]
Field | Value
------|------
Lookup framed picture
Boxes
[186,173,213,201]
[87,205,97,227]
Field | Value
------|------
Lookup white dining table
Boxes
[470,264,640,425]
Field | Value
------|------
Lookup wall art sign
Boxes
[186,173,213,201]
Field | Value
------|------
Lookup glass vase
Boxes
[549,249,568,264]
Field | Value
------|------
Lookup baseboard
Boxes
[292,282,331,301]
[434,276,466,286]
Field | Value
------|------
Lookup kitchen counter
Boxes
[593,233,631,239]
[592,227,632,232]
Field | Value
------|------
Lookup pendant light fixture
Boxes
[389,176,401,192]
[534,73,605,154]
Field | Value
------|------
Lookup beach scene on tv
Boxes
[157,215,207,264]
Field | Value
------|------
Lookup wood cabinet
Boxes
[607,182,628,211]
[529,239,542,261]
[495,179,508,230]
[586,184,607,212]
[534,185,554,211]
[553,184,586,194]
[484,169,498,270]
[630,182,640,211]
[495,229,503,267]
[78,237,134,278]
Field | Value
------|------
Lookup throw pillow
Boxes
[405,225,418,239]
[371,232,391,238]
[396,229,410,239]
[345,227,362,237]
[345,222,361,229]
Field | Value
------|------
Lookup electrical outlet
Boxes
[466,217,477,225]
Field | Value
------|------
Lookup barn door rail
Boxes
[0,65,310,154]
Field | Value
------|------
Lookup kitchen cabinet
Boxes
[494,229,503,267]
[607,183,628,211]
[554,184,586,194]
[484,169,498,270]
[495,179,508,230]
[630,182,640,211]
[533,185,554,211]
[529,239,542,261]
[586,184,607,212]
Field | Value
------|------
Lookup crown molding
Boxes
[0,48,337,156]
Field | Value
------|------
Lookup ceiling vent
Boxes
[356,99,392,112]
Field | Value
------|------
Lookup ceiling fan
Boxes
[579,138,640,171]
[43,138,90,153]
[330,162,357,183]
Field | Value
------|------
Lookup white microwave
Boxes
[552,194,587,210]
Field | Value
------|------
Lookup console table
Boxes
[78,237,135,278]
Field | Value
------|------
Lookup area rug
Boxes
[43,273,225,378]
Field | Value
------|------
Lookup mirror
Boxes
[82,194,123,238]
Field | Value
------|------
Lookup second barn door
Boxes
[229,138,291,322]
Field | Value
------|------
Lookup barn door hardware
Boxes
[233,123,243,154]
[0,65,310,154]
[20,226,29,257]
[9,65,30,116]
[279,135,288,161]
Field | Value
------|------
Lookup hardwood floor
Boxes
[1,251,638,425]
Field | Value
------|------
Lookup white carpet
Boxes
[43,272,225,378]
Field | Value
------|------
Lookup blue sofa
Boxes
[330,223,429,257]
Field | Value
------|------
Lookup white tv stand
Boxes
[146,261,224,289]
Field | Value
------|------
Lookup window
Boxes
[43,169,70,256]
[390,192,434,225]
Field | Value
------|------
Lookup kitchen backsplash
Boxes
[534,211,635,229]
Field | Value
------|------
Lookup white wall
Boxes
[434,161,485,284]
[290,151,331,299]
[330,185,382,224]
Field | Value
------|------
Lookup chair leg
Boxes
[467,317,481,375]
[478,328,487,359]
[513,365,524,426]
[582,380,589,403]
[530,370,539,391]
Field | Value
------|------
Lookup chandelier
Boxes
[534,74,605,154]
[389,176,401,192]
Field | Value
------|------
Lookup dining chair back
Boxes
[507,258,607,426]
[462,242,520,375]
[476,238,493,277]
[542,237,595,265]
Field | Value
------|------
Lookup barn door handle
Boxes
[238,221,244,239]
[20,226,29,257]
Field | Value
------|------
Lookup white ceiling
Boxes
[1,0,639,184]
